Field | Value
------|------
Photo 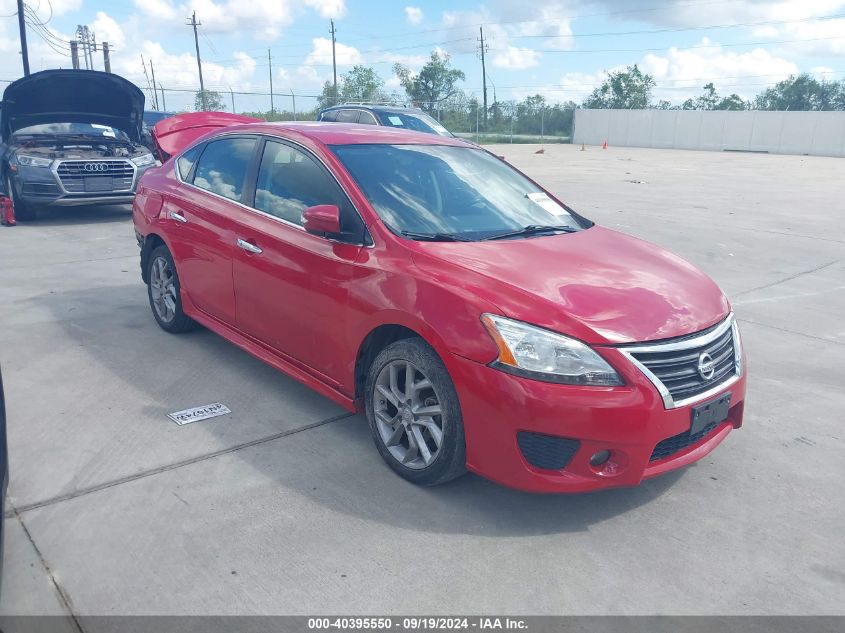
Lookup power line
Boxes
[488,35,845,54]
[510,13,845,40]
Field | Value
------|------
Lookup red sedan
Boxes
[133,118,746,492]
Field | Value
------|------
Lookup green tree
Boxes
[317,65,390,109]
[194,90,226,112]
[716,93,748,111]
[393,51,465,112]
[754,74,841,111]
[582,65,655,109]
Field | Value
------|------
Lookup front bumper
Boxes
[445,345,746,493]
[9,163,153,208]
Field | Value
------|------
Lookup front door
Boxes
[232,138,366,386]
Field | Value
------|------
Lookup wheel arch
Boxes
[140,232,167,284]
[354,323,429,402]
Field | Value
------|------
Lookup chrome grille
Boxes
[55,160,135,193]
[620,315,741,409]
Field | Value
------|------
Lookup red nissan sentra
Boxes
[133,117,746,493]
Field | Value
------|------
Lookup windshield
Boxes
[143,111,175,127]
[377,112,453,137]
[332,144,587,240]
[12,122,128,140]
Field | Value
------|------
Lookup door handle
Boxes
[237,238,263,255]
[168,210,187,223]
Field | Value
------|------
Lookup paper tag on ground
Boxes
[168,403,231,425]
[527,192,570,217]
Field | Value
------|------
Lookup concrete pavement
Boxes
[0,146,843,617]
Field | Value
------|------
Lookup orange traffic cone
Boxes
[0,196,14,226]
[602,139,608,149]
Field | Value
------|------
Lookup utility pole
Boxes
[16,0,30,75]
[479,26,488,129]
[229,87,235,114]
[150,59,158,109]
[268,49,275,116]
[330,19,338,104]
[187,11,207,110]
[70,41,80,69]
[160,83,166,111]
[102,41,111,73]
[141,55,157,110]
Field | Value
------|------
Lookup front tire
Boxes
[146,245,197,333]
[364,339,467,486]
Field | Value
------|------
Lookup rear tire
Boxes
[146,245,197,333]
[364,338,467,486]
[5,174,36,221]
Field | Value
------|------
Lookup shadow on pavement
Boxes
[19,204,132,227]
[36,284,687,537]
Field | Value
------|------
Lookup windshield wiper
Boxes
[399,230,472,242]
[481,224,578,241]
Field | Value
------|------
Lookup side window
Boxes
[358,111,378,125]
[320,110,337,122]
[192,137,256,202]
[336,109,359,123]
[176,144,203,180]
[254,141,347,226]
[253,140,371,243]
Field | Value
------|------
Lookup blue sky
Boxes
[1,0,843,113]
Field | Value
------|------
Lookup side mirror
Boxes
[302,204,341,236]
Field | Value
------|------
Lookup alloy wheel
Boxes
[373,359,445,470]
[150,256,177,323]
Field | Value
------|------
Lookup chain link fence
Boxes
[147,86,574,144]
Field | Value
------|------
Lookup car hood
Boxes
[152,112,261,161]
[1,69,145,143]
[409,226,730,345]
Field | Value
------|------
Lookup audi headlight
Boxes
[132,153,155,167]
[16,154,53,168]
[481,314,623,386]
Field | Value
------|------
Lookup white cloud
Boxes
[303,37,361,67]
[132,0,179,21]
[640,39,799,101]
[91,12,126,50]
[493,46,541,70]
[405,6,423,25]
[131,0,346,39]
[304,0,347,19]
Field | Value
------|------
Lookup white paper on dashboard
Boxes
[526,192,570,217]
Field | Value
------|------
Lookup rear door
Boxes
[165,135,259,325]
[231,137,367,386]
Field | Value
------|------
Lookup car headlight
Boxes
[16,154,53,167]
[481,314,623,386]
[131,153,155,167]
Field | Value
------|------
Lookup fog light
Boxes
[589,450,611,467]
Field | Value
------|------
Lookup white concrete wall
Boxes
[573,109,845,157]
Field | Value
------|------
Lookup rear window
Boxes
[192,137,256,202]
[320,110,338,122]
[336,110,359,123]
[177,144,203,180]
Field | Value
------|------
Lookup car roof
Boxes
[208,121,471,147]
[321,104,425,114]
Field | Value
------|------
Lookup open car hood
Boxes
[152,112,262,161]
[1,69,145,143]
